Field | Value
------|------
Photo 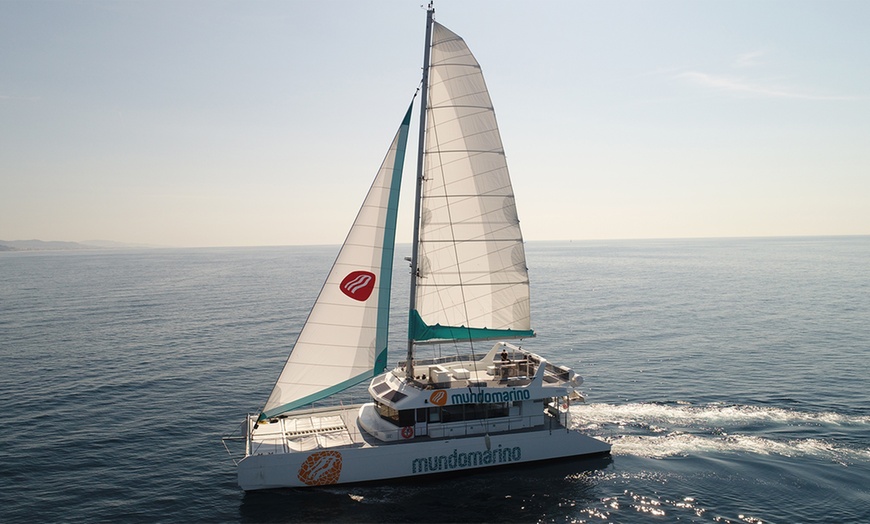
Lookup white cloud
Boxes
[0,93,41,101]
[733,50,767,68]
[676,71,852,100]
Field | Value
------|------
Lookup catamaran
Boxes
[226,5,611,490]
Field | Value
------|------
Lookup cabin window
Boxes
[374,402,415,426]
[441,404,464,423]
[431,403,510,423]
[487,402,510,418]
[398,409,415,426]
[375,402,400,425]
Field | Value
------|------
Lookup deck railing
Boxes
[238,405,572,457]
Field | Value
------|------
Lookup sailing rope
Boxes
[424,102,481,376]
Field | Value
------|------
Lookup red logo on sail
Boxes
[340,271,376,301]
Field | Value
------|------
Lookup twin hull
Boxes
[237,427,611,490]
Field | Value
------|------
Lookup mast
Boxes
[406,2,434,381]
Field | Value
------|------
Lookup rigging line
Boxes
[419,149,503,155]
[425,96,480,370]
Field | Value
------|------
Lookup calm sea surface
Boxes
[1,237,868,523]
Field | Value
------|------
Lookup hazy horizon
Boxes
[2,1,868,248]
[3,234,868,252]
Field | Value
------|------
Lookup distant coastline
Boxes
[0,239,155,251]
[1,235,866,252]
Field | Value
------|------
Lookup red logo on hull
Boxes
[340,271,376,301]
[429,390,448,406]
[297,451,343,486]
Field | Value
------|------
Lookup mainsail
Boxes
[260,104,413,419]
[410,22,534,343]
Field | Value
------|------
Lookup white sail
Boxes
[410,22,533,343]
[260,106,412,419]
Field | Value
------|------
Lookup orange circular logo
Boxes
[297,451,342,486]
[429,390,447,406]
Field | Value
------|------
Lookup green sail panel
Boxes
[409,309,534,342]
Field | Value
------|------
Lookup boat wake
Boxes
[572,402,870,464]
[577,402,870,428]
[605,432,870,464]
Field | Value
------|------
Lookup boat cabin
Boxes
[358,342,582,442]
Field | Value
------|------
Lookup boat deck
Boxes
[249,406,369,456]
[249,401,571,457]
[400,350,576,391]
[415,358,538,389]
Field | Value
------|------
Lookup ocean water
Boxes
[1,237,868,523]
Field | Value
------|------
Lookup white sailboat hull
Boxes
[238,420,610,490]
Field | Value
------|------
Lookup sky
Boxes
[2,0,868,247]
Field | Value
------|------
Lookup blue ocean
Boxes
[2,237,868,523]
